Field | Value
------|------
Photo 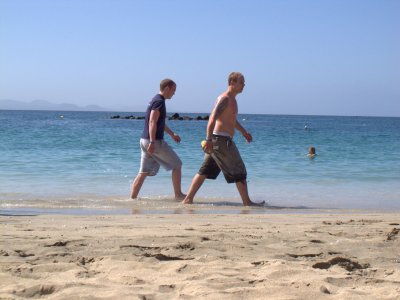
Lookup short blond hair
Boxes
[228,72,244,85]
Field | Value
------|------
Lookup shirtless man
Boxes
[182,72,264,206]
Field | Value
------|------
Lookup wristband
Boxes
[149,141,155,144]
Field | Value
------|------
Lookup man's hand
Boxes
[203,140,213,153]
[243,131,253,143]
[147,143,156,154]
[171,133,181,143]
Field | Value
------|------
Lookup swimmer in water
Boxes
[307,146,316,158]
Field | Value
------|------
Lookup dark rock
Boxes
[196,115,209,120]
[387,228,400,240]
[312,257,369,272]
[312,262,331,269]
[171,113,180,119]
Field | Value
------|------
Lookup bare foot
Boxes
[181,197,193,204]
[244,200,265,207]
[175,193,186,201]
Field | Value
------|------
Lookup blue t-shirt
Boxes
[141,94,166,140]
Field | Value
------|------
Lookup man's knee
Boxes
[136,172,151,179]
[172,165,182,172]
[236,178,247,185]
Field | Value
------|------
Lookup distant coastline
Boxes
[1,100,398,118]
[0,99,108,112]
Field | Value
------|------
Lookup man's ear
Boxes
[161,86,169,94]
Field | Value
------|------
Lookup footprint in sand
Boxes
[12,284,56,298]
[14,250,34,257]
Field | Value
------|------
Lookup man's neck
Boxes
[226,86,238,98]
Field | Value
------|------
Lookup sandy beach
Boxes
[0,212,399,299]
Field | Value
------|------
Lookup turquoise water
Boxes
[1,110,399,211]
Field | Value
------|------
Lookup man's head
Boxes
[160,78,176,99]
[228,72,245,94]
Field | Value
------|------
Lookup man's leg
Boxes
[172,166,186,200]
[182,174,206,204]
[131,173,148,199]
[235,180,264,206]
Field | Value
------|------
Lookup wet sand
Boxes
[1,213,399,299]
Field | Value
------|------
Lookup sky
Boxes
[1,0,399,116]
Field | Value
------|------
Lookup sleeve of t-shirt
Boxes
[151,100,164,111]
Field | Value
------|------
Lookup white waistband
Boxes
[213,131,232,138]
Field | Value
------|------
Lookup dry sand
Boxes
[1,212,399,299]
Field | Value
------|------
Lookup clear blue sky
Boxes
[1,0,399,116]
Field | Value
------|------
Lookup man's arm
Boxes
[147,109,160,154]
[235,120,252,143]
[206,96,229,140]
[202,96,229,153]
[164,124,181,143]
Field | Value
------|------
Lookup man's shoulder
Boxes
[151,94,165,102]
[149,94,165,108]
[217,94,231,103]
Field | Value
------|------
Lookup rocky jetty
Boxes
[110,115,144,120]
[110,113,209,121]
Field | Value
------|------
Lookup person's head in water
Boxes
[307,146,316,158]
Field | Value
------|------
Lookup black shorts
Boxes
[198,135,247,183]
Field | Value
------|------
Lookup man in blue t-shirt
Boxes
[131,79,185,200]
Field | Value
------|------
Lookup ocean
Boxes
[1,110,399,214]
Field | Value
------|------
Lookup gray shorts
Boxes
[139,138,182,176]
[198,135,247,183]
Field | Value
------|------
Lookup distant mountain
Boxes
[0,99,108,111]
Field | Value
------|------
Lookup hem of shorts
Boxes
[139,171,157,176]
[226,176,247,184]
[198,172,218,180]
